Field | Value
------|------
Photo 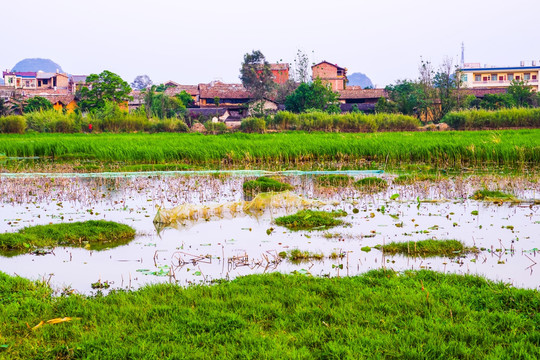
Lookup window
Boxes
[491,74,498,81]
[533,75,537,80]
[483,76,488,81]
[461,74,468,82]
[524,73,530,80]
[516,76,521,80]
[508,74,514,81]
[475,75,481,82]
[499,76,504,81]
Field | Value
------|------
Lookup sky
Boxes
[3,0,540,88]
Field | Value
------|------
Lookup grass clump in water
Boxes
[393,173,442,185]
[316,174,354,187]
[279,249,324,262]
[0,220,135,252]
[471,189,518,202]
[355,177,388,192]
[377,239,475,257]
[243,176,293,196]
[275,209,347,231]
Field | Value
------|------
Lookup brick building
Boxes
[312,61,348,91]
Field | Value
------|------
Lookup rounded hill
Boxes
[11,58,64,73]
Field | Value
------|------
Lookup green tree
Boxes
[176,90,194,108]
[385,80,424,116]
[375,97,399,113]
[240,50,276,101]
[285,79,339,113]
[507,80,535,107]
[77,70,132,112]
[479,94,515,110]
[214,97,220,107]
[24,96,53,113]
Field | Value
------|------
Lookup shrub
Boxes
[266,111,419,132]
[442,108,540,130]
[240,117,266,133]
[275,209,347,231]
[204,122,228,134]
[0,115,27,134]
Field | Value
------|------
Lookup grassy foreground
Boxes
[0,221,135,252]
[0,129,539,170]
[0,270,538,359]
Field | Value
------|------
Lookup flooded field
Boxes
[0,172,539,294]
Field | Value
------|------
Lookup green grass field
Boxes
[0,270,538,359]
[0,129,538,171]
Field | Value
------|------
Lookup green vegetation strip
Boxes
[393,173,442,185]
[355,177,388,191]
[471,189,518,202]
[275,210,347,231]
[378,239,475,257]
[243,176,293,196]
[316,174,353,187]
[0,221,135,251]
[0,270,538,358]
[0,130,538,170]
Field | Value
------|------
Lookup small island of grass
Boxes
[354,177,388,192]
[471,189,518,202]
[375,239,476,257]
[316,174,354,187]
[0,220,136,252]
[275,209,347,231]
[393,173,442,185]
[243,176,293,196]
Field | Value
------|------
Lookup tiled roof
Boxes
[338,88,387,100]
[164,85,199,96]
[70,75,88,83]
[312,61,346,71]
[459,88,508,97]
[199,81,251,99]
[36,94,76,105]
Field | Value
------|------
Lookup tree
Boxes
[0,98,10,116]
[176,90,194,108]
[275,80,298,104]
[433,57,458,122]
[293,49,311,83]
[507,80,535,107]
[77,70,132,112]
[385,80,424,116]
[479,94,515,110]
[131,75,153,90]
[214,97,220,107]
[240,50,275,101]
[285,78,339,113]
[375,97,399,114]
[24,96,53,113]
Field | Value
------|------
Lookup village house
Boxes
[2,71,37,89]
[460,61,540,91]
[36,71,69,90]
[312,61,348,91]
[198,81,251,117]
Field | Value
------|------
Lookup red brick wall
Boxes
[272,69,289,84]
[312,63,338,79]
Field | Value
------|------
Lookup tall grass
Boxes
[266,111,420,132]
[443,108,540,130]
[0,130,538,168]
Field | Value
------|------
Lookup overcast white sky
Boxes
[3,0,539,87]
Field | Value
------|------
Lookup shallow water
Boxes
[0,174,538,295]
